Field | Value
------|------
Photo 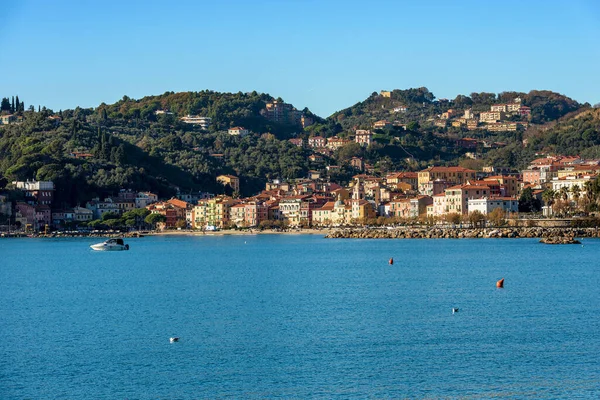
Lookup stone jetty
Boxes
[539,237,582,244]
[324,227,598,240]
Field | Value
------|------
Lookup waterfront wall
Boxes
[325,227,599,239]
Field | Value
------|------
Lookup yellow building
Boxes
[417,166,477,193]
[194,196,237,228]
[482,175,519,197]
[351,199,376,221]
[217,174,240,193]
[444,184,491,215]
[479,111,506,123]
[386,172,418,190]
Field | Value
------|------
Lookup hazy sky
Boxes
[1,0,599,117]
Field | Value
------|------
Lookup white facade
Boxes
[180,115,211,129]
[73,206,93,221]
[467,197,518,215]
[135,192,158,208]
[228,127,249,136]
[432,194,447,217]
[551,175,595,199]
[355,130,373,146]
[12,180,55,191]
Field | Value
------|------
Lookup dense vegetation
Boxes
[0,88,597,208]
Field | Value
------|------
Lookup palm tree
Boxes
[559,186,569,202]
[571,184,581,211]
[542,189,555,208]
[580,181,593,213]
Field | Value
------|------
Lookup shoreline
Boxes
[147,228,333,236]
[0,228,334,239]
[1,226,598,240]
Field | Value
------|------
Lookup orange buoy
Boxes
[496,278,504,288]
[389,258,394,265]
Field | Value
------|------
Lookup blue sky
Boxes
[1,0,599,117]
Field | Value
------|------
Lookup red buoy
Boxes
[389,258,394,265]
[496,278,504,288]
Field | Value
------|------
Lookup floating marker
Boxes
[389,258,394,265]
[452,308,459,314]
[496,278,504,288]
[170,337,179,343]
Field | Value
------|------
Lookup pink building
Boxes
[244,202,269,227]
[15,202,36,228]
[35,205,52,229]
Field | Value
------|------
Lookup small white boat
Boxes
[90,238,129,251]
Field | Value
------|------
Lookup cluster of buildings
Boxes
[139,166,521,230]
[290,129,378,154]
[0,181,162,231]
[261,100,313,128]
[434,97,530,132]
[3,154,599,232]
[162,156,599,229]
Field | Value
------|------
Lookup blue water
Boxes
[1,235,599,398]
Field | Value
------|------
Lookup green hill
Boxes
[0,88,595,208]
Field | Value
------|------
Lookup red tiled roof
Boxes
[318,202,336,211]
[422,166,476,173]
[168,198,189,209]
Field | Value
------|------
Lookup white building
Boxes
[228,127,249,136]
[180,115,211,130]
[355,130,373,146]
[13,180,54,191]
[135,192,158,208]
[73,206,93,222]
[551,175,595,200]
[431,193,447,217]
[85,198,121,219]
[467,197,518,215]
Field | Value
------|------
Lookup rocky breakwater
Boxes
[539,237,582,244]
[324,227,599,240]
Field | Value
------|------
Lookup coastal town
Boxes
[1,152,598,234]
[1,90,599,235]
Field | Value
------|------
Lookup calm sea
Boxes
[1,235,599,398]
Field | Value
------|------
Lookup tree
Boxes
[406,121,420,131]
[583,180,595,212]
[102,212,120,221]
[488,208,506,226]
[559,186,569,202]
[468,210,486,228]
[571,184,581,210]
[542,189,555,209]
[0,97,10,112]
[145,213,166,229]
[15,96,20,112]
[453,94,473,108]
[445,213,461,225]
[11,96,15,113]
[518,187,541,212]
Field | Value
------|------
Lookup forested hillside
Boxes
[0,88,597,208]
[328,88,583,131]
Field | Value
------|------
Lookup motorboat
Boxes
[90,238,129,251]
